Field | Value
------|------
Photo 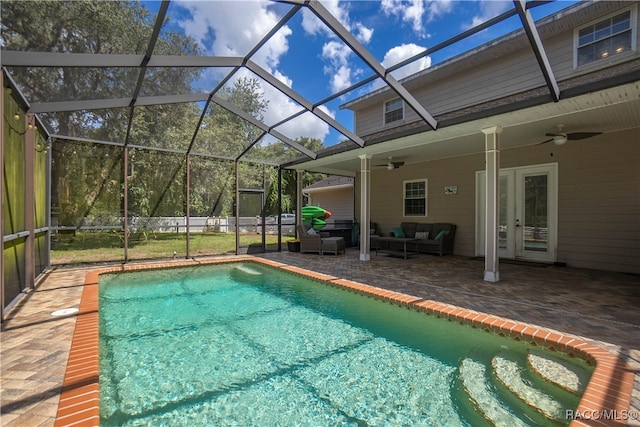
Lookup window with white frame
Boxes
[384,98,403,124]
[403,179,427,217]
[576,7,636,67]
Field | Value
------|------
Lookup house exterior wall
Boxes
[307,187,354,222]
[356,128,640,274]
[351,2,639,137]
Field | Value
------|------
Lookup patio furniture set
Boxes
[295,222,456,259]
[296,225,346,255]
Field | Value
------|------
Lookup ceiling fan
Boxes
[375,157,405,170]
[539,124,602,146]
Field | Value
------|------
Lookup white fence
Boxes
[55,216,295,235]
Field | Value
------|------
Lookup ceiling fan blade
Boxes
[392,161,405,168]
[567,132,601,140]
[545,132,563,137]
[537,138,553,145]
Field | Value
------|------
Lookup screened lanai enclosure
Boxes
[5,0,628,316]
[3,77,317,310]
[3,0,357,316]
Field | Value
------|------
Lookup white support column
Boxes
[482,126,502,282]
[295,169,304,237]
[359,154,372,261]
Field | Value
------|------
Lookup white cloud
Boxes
[301,0,351,37]
[382,43,431,80]
[331,65,353,94]
[380,0,456,36]
[321,40,360,92]
[465,1,512,29]
[427,0,455,23]
[176,1,289,70]
[322,40,352,67]
[273,107,335,142]
[381,0,426,35]
[355,23,374,44]
[175,1,330,143]
[301,1,373,94]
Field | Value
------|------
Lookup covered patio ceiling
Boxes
[2,0,637,171]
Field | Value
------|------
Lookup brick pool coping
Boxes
[54,256,634,427]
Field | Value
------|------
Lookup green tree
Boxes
[257,137,326,215]
[1,0,201,225]
[2,1,324,227]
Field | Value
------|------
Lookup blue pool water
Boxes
[99,262,589,426]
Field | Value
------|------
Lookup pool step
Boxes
[492,352,565,422]
[234,265,263,276]
[459,358,530,427]
[231,264,264,283]
[527,349,590,395]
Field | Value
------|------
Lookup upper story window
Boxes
[384,99,404,125]
[576,7,636,67]
[404,179,427,217]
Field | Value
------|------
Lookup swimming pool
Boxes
[97,261,591,426]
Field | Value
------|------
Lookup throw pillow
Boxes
[414,231,429,240]
[392,227,405,238]
[434,229,450,240]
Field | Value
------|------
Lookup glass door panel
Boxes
[515,165,557,262]
[477,164,557,263]
[522,174,548,253]
[498,174,511,252]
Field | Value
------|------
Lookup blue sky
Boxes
[149,0,577,148]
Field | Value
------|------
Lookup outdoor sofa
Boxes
[385,222,456,256]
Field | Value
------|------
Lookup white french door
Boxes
[477,163,558,263]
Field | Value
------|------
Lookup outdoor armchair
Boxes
[297,225,323,254]
[297,225,345,255]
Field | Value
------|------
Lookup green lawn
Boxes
[51,231,292,265]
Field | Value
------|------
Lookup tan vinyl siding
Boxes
[352,4,640,137]
[500,130,640,273]
[357,127,639,274]
[355,48,544,136]
[552,129,640,272]
[358,155,481,255]
[308,187,354,222]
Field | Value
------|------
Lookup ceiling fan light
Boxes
[387,163,394,170]
[553,135,567,145]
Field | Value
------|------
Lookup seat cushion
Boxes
[392,227,405,237]
[434,229,450,240]
[400,222,417,238]
[414,231,429,240]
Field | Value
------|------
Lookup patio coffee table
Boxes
[372,236,419,259]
